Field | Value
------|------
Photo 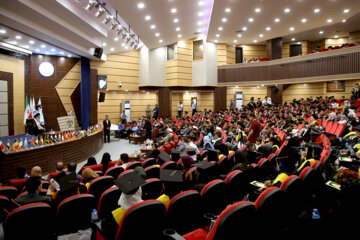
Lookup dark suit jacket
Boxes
[103,119,111,131]
[15,194,51,205]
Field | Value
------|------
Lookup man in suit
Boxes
[103,115,111,143]
[352,83,360,99]
[213,131,223,150]
[14,176,53,205]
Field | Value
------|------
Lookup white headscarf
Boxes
[118,187,143,210]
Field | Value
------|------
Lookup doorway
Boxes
[235,47,243,63]
[290,44,302,57]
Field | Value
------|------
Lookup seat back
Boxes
[184,167,198,190]
[88,176,114,202]
[225,170,250,203]
[144,166,160,179]
[8,178,27,191]
[116,200,165,239]
[160,161,177,170]
[0,195,9,222]
[56,194,96,234]
[0,186,18,199]
[325,121,333,133]
[118,169,134,179]
[166,190,203,235]
[201,180,227,215]
[217,155,230,174]
[207,202,256,240]
[81,164,103,174]
[97,186,121,220]
[105,166,124,179]
[5,203,55,240]
[141,178,163,200]
[334,124,345,137]
[329,122,339,134]
[142,158,156,168]
[125,161,142,170]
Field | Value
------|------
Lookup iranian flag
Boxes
[24,96,32,124]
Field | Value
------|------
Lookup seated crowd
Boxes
[1,94,360,239]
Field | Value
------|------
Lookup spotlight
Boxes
[126,37,131,44]
[133,44,138,49]
[110,20,118,31]
[95,6,105,18]
[85,0,97,11]
[121,33,127,39]
[103,13,112,25]
[115,27,123,35]
[130,41,135,47]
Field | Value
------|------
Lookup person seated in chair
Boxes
[14,176,54,205]
[27,113,45,136]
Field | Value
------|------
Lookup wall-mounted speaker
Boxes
[99,92,106,102]
[94,47,103,59]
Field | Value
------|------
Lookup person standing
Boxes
[247,113,261,145]
[192,100,197,116]
[153,104,159,119]
[177,101,183,118]
[103,115,111,143]
[121,110,127,124]
[145,104,151,119]
[144,118,152,140]
[230,99,235,111]
[352,83,360,99]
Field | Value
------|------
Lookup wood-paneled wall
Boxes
[171,91,214,117]
[282,41,309,58]
[226,86,267,108]
[325,38,349,48]
[217,44,227,66]
[0,54,24,135]
[166,40,193,86]
[350,31,360,44]
[242,45,267,61]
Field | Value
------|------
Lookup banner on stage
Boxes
[57,116,75,132]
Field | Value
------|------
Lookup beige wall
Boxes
[242,44,267,61]
[226,86,267,108]
[0,54,25,135]
[171,91,214,117]
[325,38,349,48]
[282,41,309,58]
[349,31,360,43]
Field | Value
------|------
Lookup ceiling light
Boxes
[176,27,180,31]
[225,8,231,13]
[15,35,22,39]
[22,45,30,49]
[173,18,179,23]
[197,29,202,32]
[95,6,105,18]
[327,19,332,23]
[51,48,55,51]
[253,40,258,43]
[35,49,40,52]
[178,34,182,38]
[137,2,145,9]
[242,27,247,31]
[233,40,237,43]
[248,18,254,22]
[85,0,96,11]
[115,27,123,35]
[284,8,290,13]
[214,40,218,43]
[342,19,347,22]
[145,15,151,21]
[216,34,220,37]
[222,18,227,22]
[1,42,32,54]
[155,33,160,37]
[266,27,271,31]
[255,8,261,13]
[314,8,320,13]
[41,44,46,48]
[125,46,129,49]
[237,34,242,37]
[261,84,264,87]
[198,21,203,25]
[68,54,72,57]
[110,47,115,52]
[102,42,107,46]
[289,27,294,31]
[0,29,6,34]
[171,8,177,14]
[259,34,263,37]
[198,1,204,6]
[218,27,223,31]
[297,42,301,44]
[159,39,163,43]
[103,13,113,25]
[301,18,307,23]
[291,38,295,41]
[150,25,156,29]
[114,37,119,41]
[122,43,125,47]
[334,35,338,38]
[198,12,203,17]
[9,41,17,45]
[343,9,349,13]
[60,52,64,55]
[110,20,118,30]
[29,40,35,44]
[274,18,280,22]
[319,31,324,34]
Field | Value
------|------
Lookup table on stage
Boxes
[140,147,151,154]
[129,135,141,144]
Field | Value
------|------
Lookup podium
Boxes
[57,116,75,132]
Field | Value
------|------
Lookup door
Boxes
[235,91,243,109]
[235,47,243,63]
[290,44,302,57]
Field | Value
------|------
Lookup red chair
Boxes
[201,180,227,215]
[88,176,114,203]
[81,164,103,174]
[0,186,18,199]
[105,166,124,179]
[0,195,9,222]
[8,178,27,192]
[118,169,134,179]
[144,166,160,179]
[161,161,177,170]
[329,122,339,135]
[56,194,96,234]
[125,161,142,170]
[225,170,249,203]
[325,121,333,133]
[107,161,117,169]
[4,203,55,240]
[166,190,203,235]
[141,178,163,200]
[164,144,173,154]
[170,141,176,148]
[17,189,48,198]
[142,158,156,168]
[317,119,323,126]
[217,155,229,174]
[184,167,197,189]
[334,124,345,137]
[97,186,121,220]
[48,171,67,181]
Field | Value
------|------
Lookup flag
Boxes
[7,139,12,151]
[35,137,39,146]
[23,138,29,150]
[44,135,50,145]
[19,138,24,150]
[54,134,60,143]
[37,97,44,123]
[24,96,32,124]
[31,137,36,147]
[63,132,68,141]
[69,131,74,140]
[39,136,44,145]
[13,139,20,151]
[0,141,5,152]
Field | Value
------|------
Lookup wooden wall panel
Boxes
[226,86,267,108]
[242,45,267,61]
[350,31,360,44]
[214,87,227,112]
[325,38,349,48]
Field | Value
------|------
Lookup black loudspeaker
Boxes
[99,92,106,102]
[94,48,103,59]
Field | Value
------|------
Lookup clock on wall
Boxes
[39,62,54,77]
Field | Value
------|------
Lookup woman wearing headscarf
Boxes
[203,135,214,150]
[181,155,195,171]
[100,152,112,174]
[338,115,347,124]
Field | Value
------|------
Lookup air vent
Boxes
[193,31,201,35]
[0,36,9,40]
[235,30,243,33]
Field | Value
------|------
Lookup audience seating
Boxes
[97,186,122,220]
[8,178,27,191]
[0,195,9,222]
[105,166,124,179]
[217,155,230,174]
[200,180,227,215]
[118,170,134,179]
[225,170,249,203]
[79,183,88,194]
[56,194,96,234]
[142,158,156,168]
[81,164,103,174]
[0,186,18,199]
[88,176,115,202]
[160,161,177,170]
[144,166,160,179]
[184,167,197,190]
[125,161,142,170]
[4,203,55,240]
[141,178,163,200]
[17,189,48,198]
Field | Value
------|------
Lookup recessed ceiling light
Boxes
[51,48,55,51]
[22,45,30,49]
[137,2,145,9]
[198,21,203,25]
[259,34,263,37]
[255,8,261,13]
[122,43,125,47]
[125,46,129,49]
[9,41,17,45]
[197,28,202,32]
[159,39,163,43]
[218,27,223,31]
[173,18,179,23]
[198,11,203,16]
[178,34,182,38]
[41,44,46,48]
[242,26,247,31]
[342,19,347,22]
[327,19,332,23]
[297,42,301,44]
[343,9,349,13]
[225,8,231,13]
[216,34,220,37]
[171,8,177,13]
[68,54,72,57]
[176,27,180,31]
[60,52,64,55]
[102,42,107,46]
[237,34,242,37]
[29,40,35,44]
[319,31,324,34]
[248,18,254,22]
[35,49,40,52]
[274,18,280,22]
[110,48,115,51]
[314,8,320,13]
[233,40,237,43]
[145,15,151,21]
[198,1,204,6]
[284,8,290,13]
[222,18,227,22]
[214,40,218,43]
[155,33,160,37]
[301,18,307,23]
[114,37,119,41]
[15,35,22,39]
[289,27,294,31]
[150,25,156,29]
[291,38,295,41]
[266,27,271,31]
[253,40,258,43]
[0,29,6,34]
[334,35,338,38]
